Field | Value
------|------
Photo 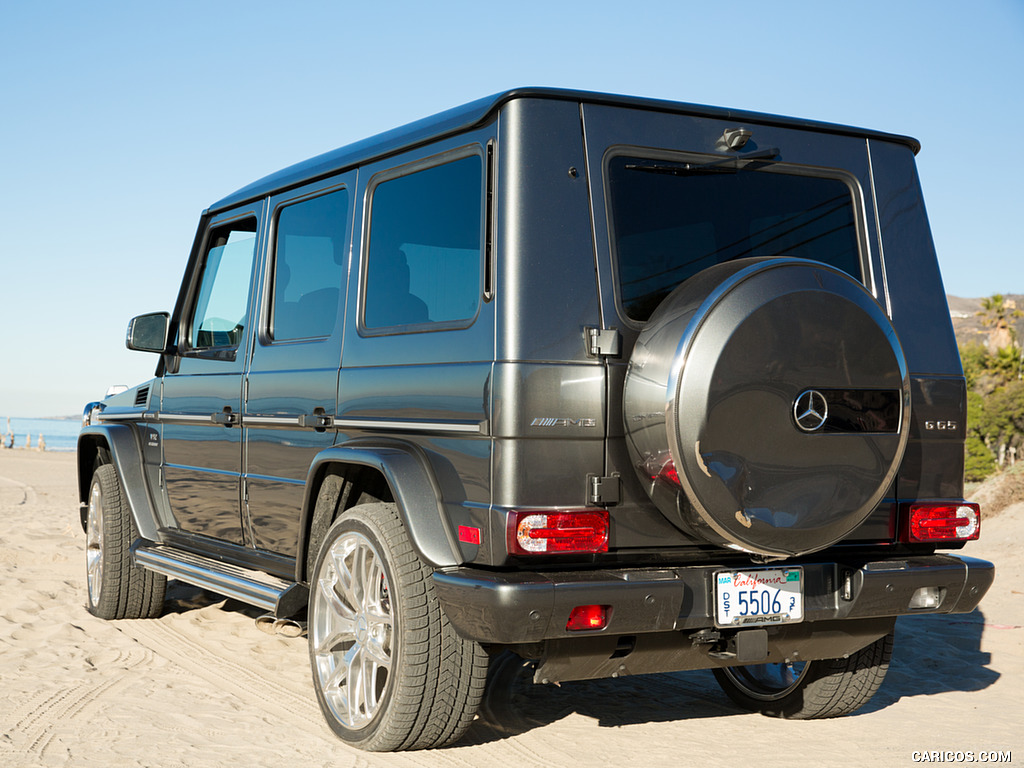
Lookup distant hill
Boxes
[947,294,1024,349]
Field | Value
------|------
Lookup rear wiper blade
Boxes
[625,147,781,175]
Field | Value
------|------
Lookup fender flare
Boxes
[300,440,462,573]
[78,423,161,542]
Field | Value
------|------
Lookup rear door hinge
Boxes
[588,473,621,506]
[585,327,621,358]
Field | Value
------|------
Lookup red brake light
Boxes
[566,604,610,631]
[906,503,980,542]
[508,510,609,555]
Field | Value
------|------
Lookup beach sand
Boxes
[1,450,1020,767]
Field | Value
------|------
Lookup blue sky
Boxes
[1,0,1021,417]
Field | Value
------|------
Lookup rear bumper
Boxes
[432,554,994,644]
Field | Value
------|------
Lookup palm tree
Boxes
[976,294,1023,356]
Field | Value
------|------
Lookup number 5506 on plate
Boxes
[714,568,804,628]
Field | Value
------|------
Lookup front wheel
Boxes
[308,502,488,751]
[85,463,166,619]
[712,632,893,719]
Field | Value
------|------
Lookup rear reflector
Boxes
[508,509,609,555]
[566,604,610,631]
[458,525,481,545]
[906,503,980,542]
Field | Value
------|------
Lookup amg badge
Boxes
[530,417,598,428]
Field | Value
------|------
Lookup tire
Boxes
[308,502,488,751]
[85,463,166,619]
[623,257,910,557]
[712,632,893,719]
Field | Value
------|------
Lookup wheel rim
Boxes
[85,479,104,607]
[311,531,394,730]
[722,661,810,701]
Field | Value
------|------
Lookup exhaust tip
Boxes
[274,618,307,638]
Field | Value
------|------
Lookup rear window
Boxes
[607,155,862,322]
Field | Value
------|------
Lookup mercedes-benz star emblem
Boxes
[794,389,829,432]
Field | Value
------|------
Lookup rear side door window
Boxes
[269,188,348,341]
[362,153,483,333]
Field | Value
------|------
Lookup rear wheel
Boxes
[85,463,166,619]
[712,632,893,719]
[308,502,488,751]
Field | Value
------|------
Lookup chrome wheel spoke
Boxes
[318,570,355,625]
[363,631,392,669]
[346,643,367,724]
[314,617,355,657]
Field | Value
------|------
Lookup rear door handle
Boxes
[211,408,238,426]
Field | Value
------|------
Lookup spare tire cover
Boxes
[623,257,910,558]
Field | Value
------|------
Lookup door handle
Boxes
[298,408,333,429]
[211,408,238,426]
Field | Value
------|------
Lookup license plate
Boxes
[714,568,804,628]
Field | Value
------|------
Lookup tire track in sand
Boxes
[113,618,327,737]
[112,616,554,768]
[0,475,36,507]
[1,647,153,762]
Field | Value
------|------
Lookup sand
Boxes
[1,450,1020,768]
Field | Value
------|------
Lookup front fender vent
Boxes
[134,386,150,408]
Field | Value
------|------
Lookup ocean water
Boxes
[1,416,81,452]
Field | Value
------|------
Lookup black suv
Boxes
[79,88,994,752]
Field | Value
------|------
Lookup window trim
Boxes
[602,145,873,329]
[357,144,486,337]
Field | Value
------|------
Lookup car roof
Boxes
[209,87,920,213]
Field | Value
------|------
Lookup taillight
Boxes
[508,509,609,555]
[905,503,980,543]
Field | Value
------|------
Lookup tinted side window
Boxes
[189,218,258,349]
[364,155,482,330]
[271,188,348,341]
[608,157,862,322]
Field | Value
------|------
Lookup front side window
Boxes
[364,154,482,331]
[189,218,258,349]
[270,188,348,341]
[608,155,863,322]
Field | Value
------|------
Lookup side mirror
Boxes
[126,312,170,353]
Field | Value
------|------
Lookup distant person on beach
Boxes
[38,435,46,452]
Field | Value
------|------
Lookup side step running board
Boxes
[132,542,308,617]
